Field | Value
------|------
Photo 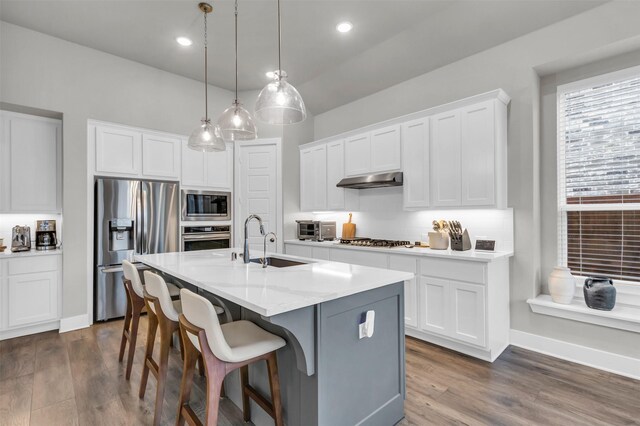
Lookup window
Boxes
[557,66,640,284]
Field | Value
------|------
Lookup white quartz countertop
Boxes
[0,248,63,258]
[135,249,413,317]
[284,239,512,262]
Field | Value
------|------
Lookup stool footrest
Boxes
[244,384,275,418]
[180,405,202,426]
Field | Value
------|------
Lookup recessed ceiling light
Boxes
[176,36,192,46]
[265,71,275,79]
[336,21,353,33]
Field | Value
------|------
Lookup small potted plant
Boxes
[429,220,449,250]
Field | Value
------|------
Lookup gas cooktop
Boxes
[338,238,412,248]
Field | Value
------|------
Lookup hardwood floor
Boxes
[1,319,638,425]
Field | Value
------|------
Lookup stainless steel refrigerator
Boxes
[94,178,179,321]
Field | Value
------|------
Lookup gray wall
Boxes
[0,21,292,320]
[238,89,315,242]
[314,2,640,358]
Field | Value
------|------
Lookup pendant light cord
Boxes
[204,8,209,121]
[277,0,282,78]
[234,0,238,103]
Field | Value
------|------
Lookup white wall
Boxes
[313,1,640,359]
[0,214,62,248]
[312,188,514,252]
[0,21,314,321]
[238,89,315,241]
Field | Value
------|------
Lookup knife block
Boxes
[451,229,472,251]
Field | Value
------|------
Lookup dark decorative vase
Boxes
[583,277,616,311]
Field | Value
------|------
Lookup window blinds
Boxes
[558,68,640,283]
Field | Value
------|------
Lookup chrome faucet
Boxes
[243,214,265,263]
[262,232,277,268]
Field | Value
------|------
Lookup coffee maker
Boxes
[11,225,31,252]
[35,220,57,251]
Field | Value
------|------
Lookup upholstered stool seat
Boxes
[176,289,285,426]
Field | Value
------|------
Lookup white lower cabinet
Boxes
[0,254,62,340]
[8,271,58,328]
[284,242,509,361]
[389,255,418,329]
[419,276,486,347]
[420,277,449,335]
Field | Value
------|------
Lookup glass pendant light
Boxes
[217,0,257,141]
[254,0,306,125]
[188,2,226,152]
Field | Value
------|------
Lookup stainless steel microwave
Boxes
[181,190,231,221]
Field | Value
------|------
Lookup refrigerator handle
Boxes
[141,181,149,254]
[136,183,143,254]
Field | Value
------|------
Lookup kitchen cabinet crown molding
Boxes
[300,89,510,150]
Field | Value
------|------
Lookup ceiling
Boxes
[0,0,606,114]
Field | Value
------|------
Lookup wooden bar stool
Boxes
[176,289,286,426]
[140,272,223,426]
[118,260,181,380]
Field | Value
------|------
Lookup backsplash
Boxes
[308,187,514,252]
[0,214,63,247]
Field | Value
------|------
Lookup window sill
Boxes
[527,295,640,333]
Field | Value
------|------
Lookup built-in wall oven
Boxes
[181,190,231,221]
[181,225,231,251]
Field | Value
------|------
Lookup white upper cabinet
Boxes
[370,124,401,173]
[142,133,181,179]
[344,127,401,177]
[402,118,430,209]
[206,143,233,190]
[181,138,207,187]
[0,112,61,213]
[430,110,462,207]
[95,124,142,176]
[326,140,346,210]
[430,96,507,208]
[181,140,233,190]
[461,100,495,206]
[299,144,327,211]
[344,133,371,177]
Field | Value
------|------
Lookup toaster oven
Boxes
[296,220,336,241]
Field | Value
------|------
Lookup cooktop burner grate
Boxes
[339,238,412,248]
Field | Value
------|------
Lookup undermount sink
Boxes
[250,257,307,268]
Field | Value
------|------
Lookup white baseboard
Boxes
[510,329,640,380]
[0,321,59,341]
[59,314,91,333]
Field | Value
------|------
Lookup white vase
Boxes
[548,266,575,304]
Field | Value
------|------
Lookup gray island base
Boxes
[135,250,410,426]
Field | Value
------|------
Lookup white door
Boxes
[95,124,142,176]
[326,139,346,210]
[235,139,282,253]
[461,100,495,206]
[142,133,181,179]
[430,110,461,207]
[419,277,449,336]
[4,113,61,212]
[370,124,401,173]
[450,281,486,346]
[285,244,312,258]
[344,133,371,176]
[402,118,430,209]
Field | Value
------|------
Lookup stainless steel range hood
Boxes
[336,172,403,189]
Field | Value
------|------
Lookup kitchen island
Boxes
[136,249,413,426]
